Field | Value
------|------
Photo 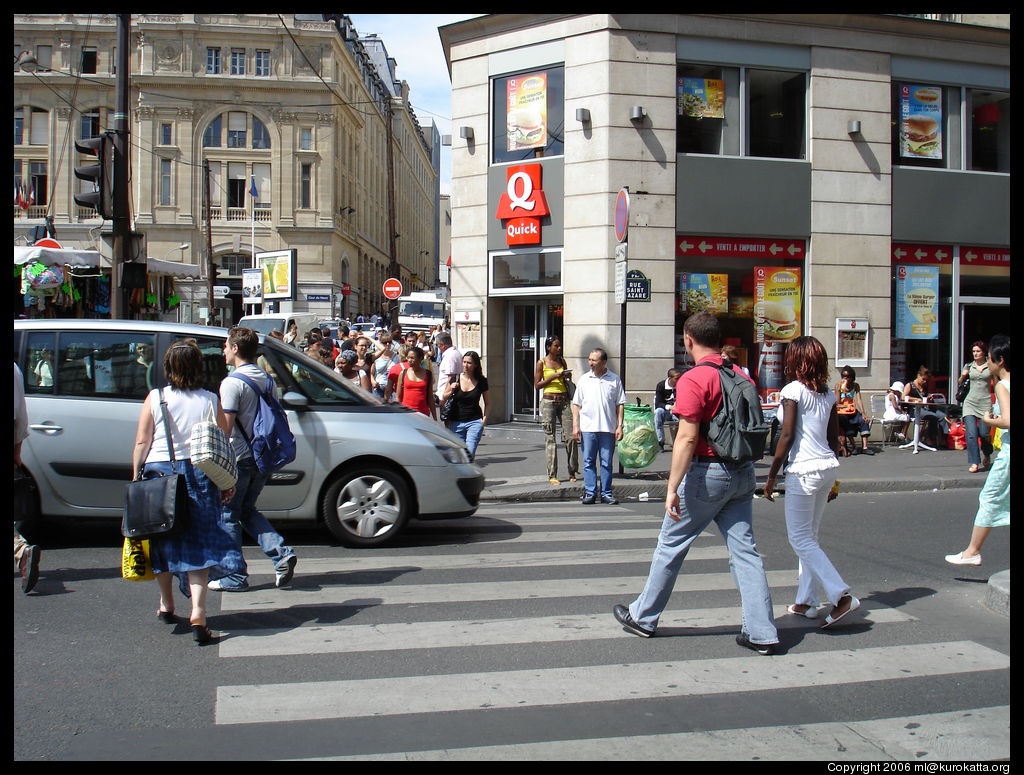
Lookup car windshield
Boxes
[258,340,382,406]
[400,301,444,317]
[242,318,284,335]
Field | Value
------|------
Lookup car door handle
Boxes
[30,422,63,433]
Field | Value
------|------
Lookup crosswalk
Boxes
[208,503,1010,760]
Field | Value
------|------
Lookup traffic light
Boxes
[210,261,220,283]
[74,132,114,219]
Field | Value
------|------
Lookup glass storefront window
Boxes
[490,249,562,295]
[492,66,565,165]
[968,89,1010,172]
[890,264,953,395]
[677,65,805,159]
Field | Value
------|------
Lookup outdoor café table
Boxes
[898,400,956,454]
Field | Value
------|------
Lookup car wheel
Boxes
[322,467,411,548]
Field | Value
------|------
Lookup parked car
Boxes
[14,320,484,547]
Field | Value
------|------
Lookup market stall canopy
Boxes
[13,247,200,277]
[14,246,101,268]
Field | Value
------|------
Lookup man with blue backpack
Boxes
[209,327,298,592]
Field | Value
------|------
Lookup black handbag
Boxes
[956,376,971,404]
[121,389,190,540]
[440,376,459,423]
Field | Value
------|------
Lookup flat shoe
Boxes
[191,623,215,644]
[821,595,861,628]
[945,552,981,566]
[549,478,560,486]
[968,464,979,473]
[786,604,818,619]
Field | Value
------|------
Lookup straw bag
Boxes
[190,400,238,490]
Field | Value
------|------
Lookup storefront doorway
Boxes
[509,299,563,421]
[958,298,1010,374]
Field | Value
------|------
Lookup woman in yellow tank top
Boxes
[534,337,578,485]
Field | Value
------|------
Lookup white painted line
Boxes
[293,705,1010,761]
[218,605,915,658]
[215,641,1009,725]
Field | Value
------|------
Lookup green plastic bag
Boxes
[618,402,659,469]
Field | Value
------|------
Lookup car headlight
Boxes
[418,429,471,464]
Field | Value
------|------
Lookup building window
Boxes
[18,107,49,146]
[202,115,222,147]
[227,112,247,148]
[677,65,806,159]
[35,45,52,71]
[300,163,312,209]
[489,249,562,295]
[29,161,48,207]
[491,66,565,165]
[300,127,313,150]
[255,49,270,77]
[253,117,271,149]
[81,47,97,74]
[969,89,1010,173]
[80,108,101,140]
[159,159,172,206]
[160,123,173,146]
[227,162,247,209]
[206,47,221,75]
[14,108,24,145]
[230,48,246,76]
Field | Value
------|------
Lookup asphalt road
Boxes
[14,488,1009,761]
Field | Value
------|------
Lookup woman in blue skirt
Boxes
[131,340,244,644]
[946,335,1010,567]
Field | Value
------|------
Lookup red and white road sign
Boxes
[33,238,63,249]
[382,278,403,300]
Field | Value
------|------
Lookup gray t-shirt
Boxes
[219,363,272,461]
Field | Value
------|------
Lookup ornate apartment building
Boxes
[14,13,439,323]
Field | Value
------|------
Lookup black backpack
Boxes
[697,362,769,463]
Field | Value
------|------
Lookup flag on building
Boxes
[249,176,259,201]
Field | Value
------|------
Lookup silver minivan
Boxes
[14,320,484,547]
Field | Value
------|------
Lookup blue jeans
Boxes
[654,407,672,444]
[963,414,994,467]
[451,418,483,461]
[581,431,615,498]
[629,461,778,645]
[219,458,294,587]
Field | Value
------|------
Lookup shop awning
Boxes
[14,247,200,278]
[14,246,102,268]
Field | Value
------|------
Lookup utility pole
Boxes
[385,98,399,322]
[203,160,214,323]
[110,14,131,319]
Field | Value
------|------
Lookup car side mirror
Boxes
[281,391,309,410]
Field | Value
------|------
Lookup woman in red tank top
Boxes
[397,346,436,420]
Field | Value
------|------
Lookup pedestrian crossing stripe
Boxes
[290,705,1011,761]
[214,640,1009,725]
[214,569,801,611]
[217,605,915,658]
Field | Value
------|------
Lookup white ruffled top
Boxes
[776,380,841,476]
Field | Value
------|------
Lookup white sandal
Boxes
[786,604,818,619]
[821,596,861,628]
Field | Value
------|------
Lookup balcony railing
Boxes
[13,205,48,219]
[206,206,272,222]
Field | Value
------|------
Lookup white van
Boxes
[238,312,320,338]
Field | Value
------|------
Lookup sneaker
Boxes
[580,493,596,505]
[275,555,297,588]
[600,494,619,505]
[736,633,777,656]
[19,544,40,594]
[613,604,654,638]
[860,448,875,455]
[208,578,249,592]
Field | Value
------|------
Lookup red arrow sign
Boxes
[891,243,953,264]
[677,236,804,258]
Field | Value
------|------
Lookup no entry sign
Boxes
[383,278,403,300]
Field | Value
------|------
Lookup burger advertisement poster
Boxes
[506,73,548,153]
[899,84,942,159]
[754,267,802,343]
[895,264,940,340]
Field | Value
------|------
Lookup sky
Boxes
[347,14,482,195]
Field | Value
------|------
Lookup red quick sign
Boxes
[495,164,550,246]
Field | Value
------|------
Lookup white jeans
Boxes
[784,468,849,608]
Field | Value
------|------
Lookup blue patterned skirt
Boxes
[143,459,244,596]
[975,440,1010,528]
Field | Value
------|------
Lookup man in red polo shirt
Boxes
[613,312,779,655]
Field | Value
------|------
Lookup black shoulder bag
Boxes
[122,389,190,539]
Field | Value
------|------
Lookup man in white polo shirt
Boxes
[572,348,626,504]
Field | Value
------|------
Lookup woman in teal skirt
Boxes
[945,335,1010,566]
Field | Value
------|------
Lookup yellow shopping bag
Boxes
[121,537,155,582]
[992,427,1003,451]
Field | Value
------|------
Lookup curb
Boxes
[986,569,1010,617]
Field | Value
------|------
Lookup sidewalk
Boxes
[474,422,989,504]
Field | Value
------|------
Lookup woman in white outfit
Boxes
[763,336,860,628]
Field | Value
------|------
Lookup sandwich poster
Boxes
[754,267,802,343]
[899,84,942,159]
[677,78,725,119]
[680,272,729,315]
[506,73,548,152]
[895,264,939,339]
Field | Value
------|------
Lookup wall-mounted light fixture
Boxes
[847,120,862,136]
[629,106,646,122]
[339,206,356,216]
[459,126,474,141]
[575,108,591,123]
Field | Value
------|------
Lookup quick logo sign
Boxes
[495,164,549,246]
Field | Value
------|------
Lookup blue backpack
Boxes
[228,371,297,473]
